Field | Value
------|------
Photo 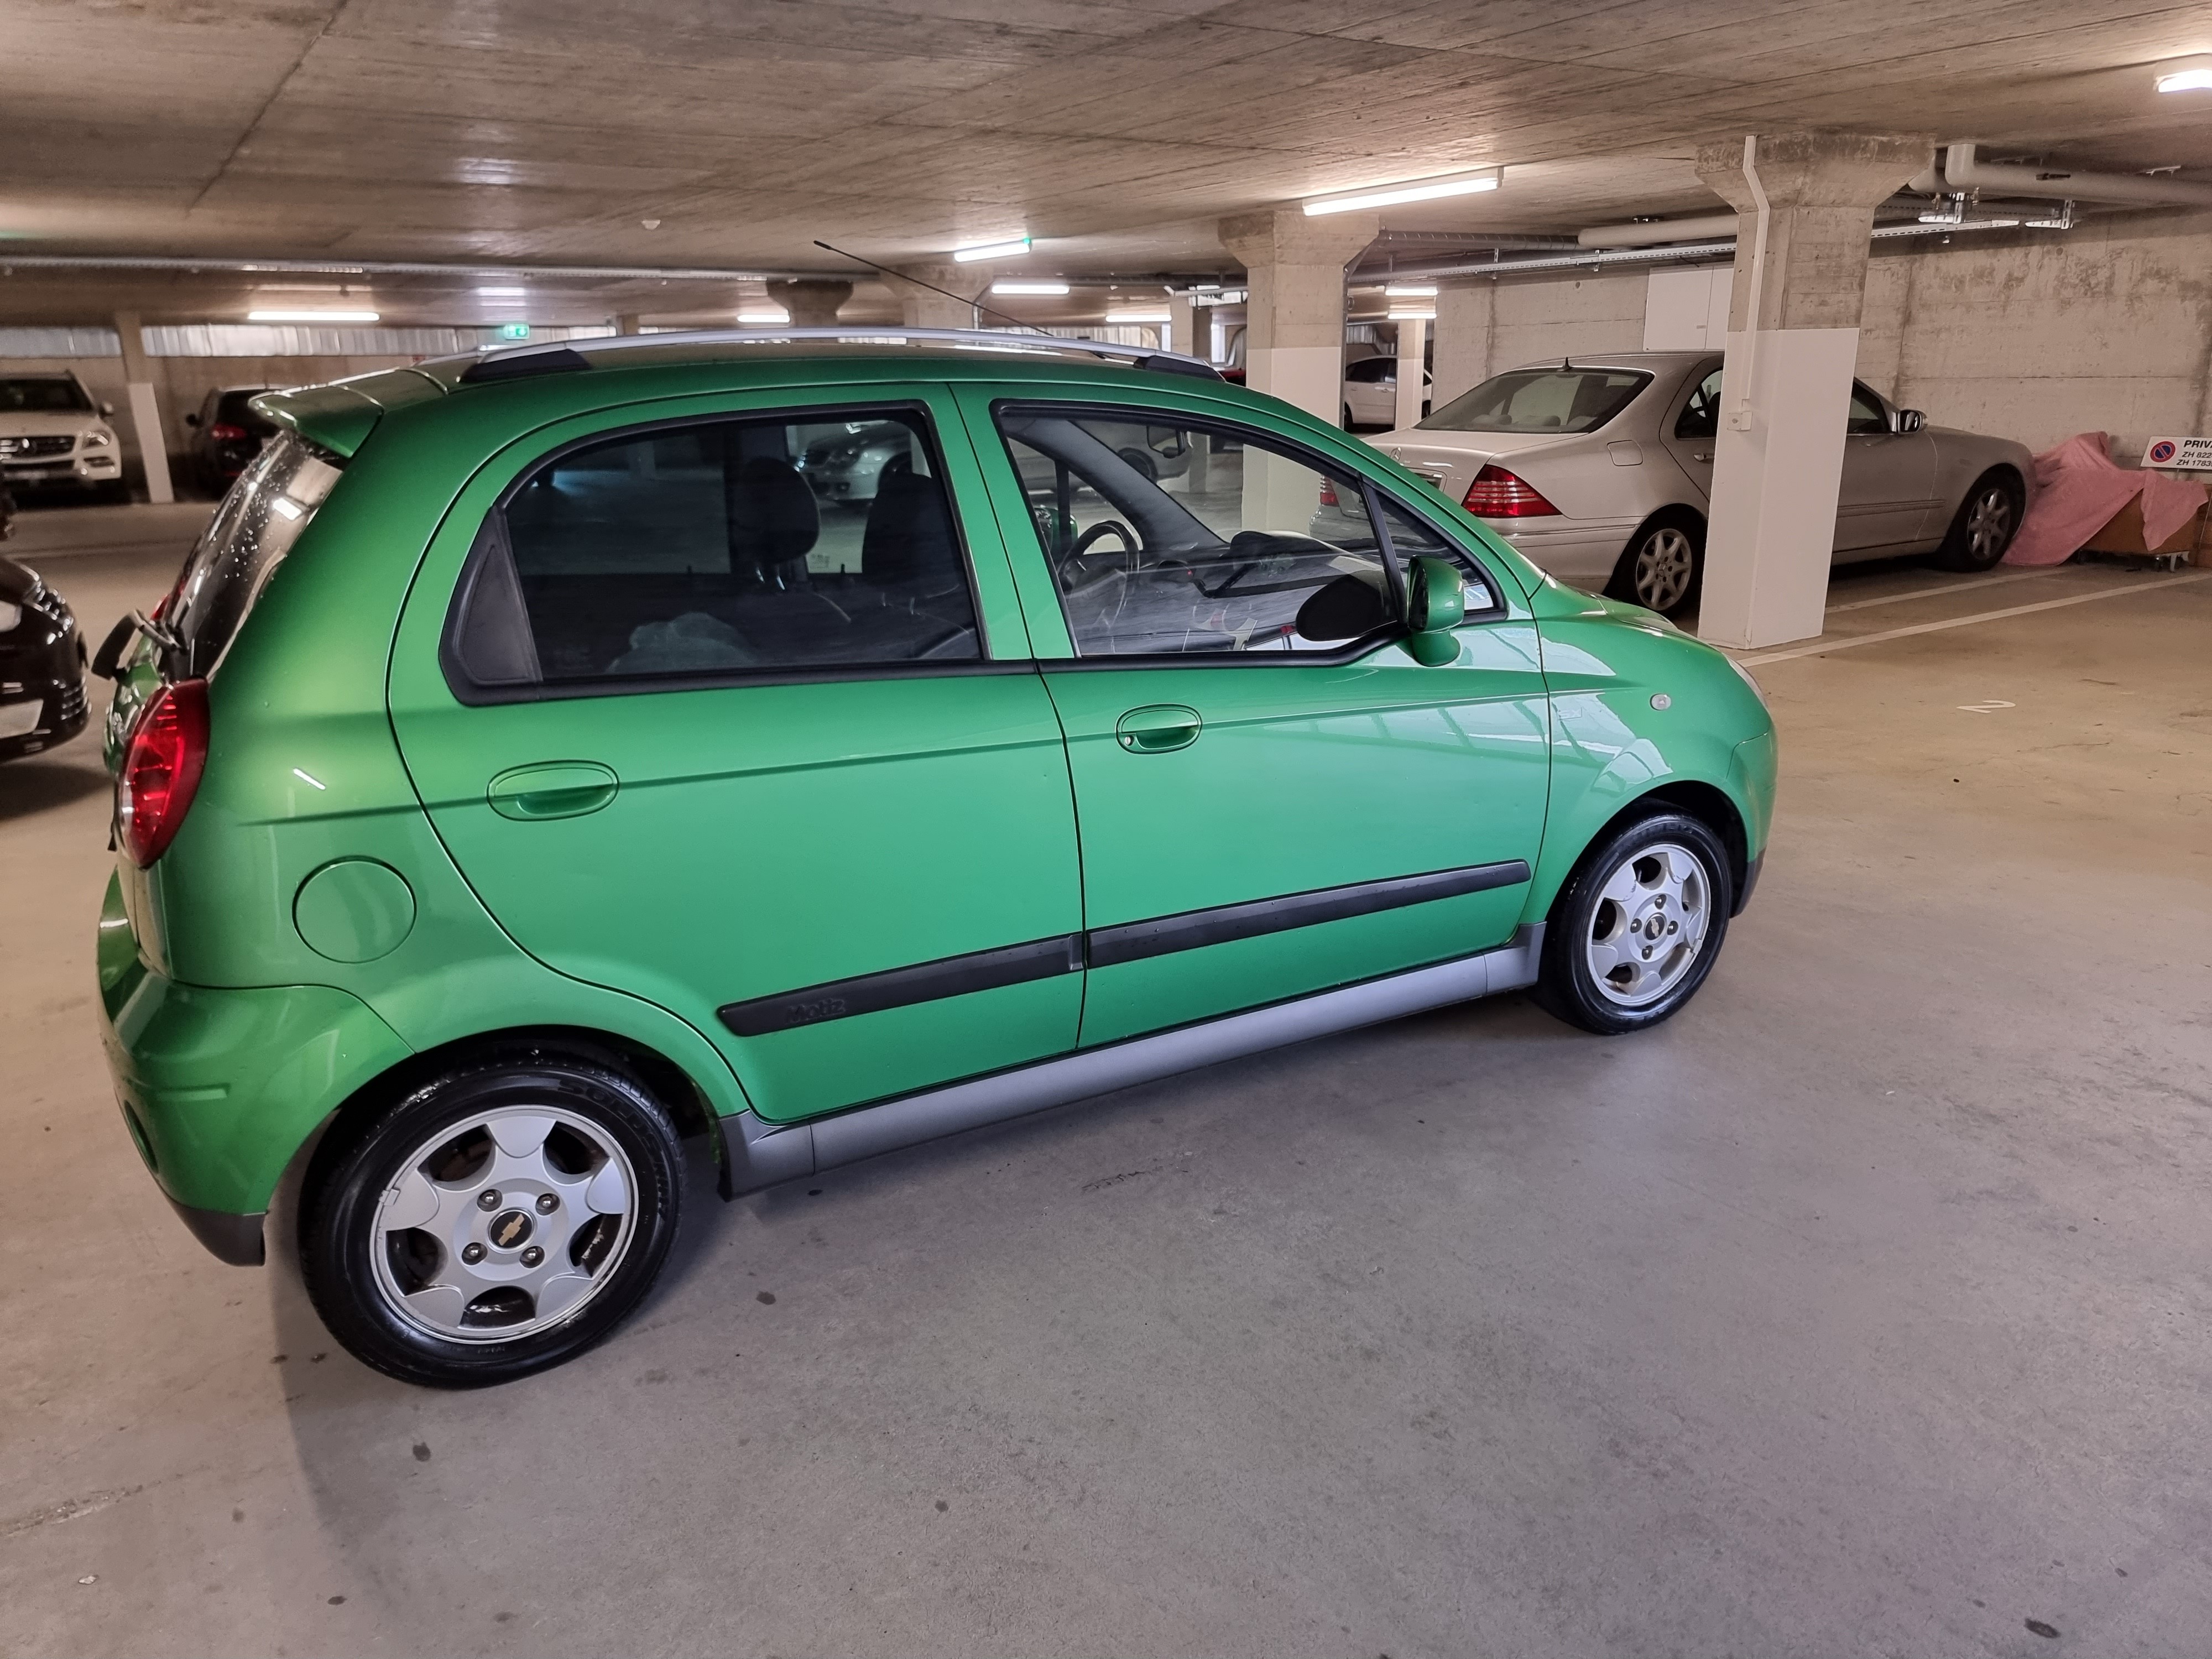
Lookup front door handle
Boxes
[488,761,620,820]
[1115,705,1202,754]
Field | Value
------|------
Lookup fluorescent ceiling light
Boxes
[247,308,379,322]
[1384,283,1438,296]
[992,280,1069,295]
[951,237,1031,263]
[737,309,790,324]
[1109,309,1171,323]
[475,285,526,296]
[1303,169,1500,216]
[1387,307,1436,320]
[2154,63,2212,92]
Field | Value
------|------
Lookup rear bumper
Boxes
[1488,520,1636,583]
[97,872,414,1254]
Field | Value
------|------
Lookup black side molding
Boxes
[721,934,1084,1038]
[1087,861,1531,968]
[717,860,1531,1039]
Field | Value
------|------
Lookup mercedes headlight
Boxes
[81,429,114,450]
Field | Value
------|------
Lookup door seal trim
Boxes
[718,923,1544,1196]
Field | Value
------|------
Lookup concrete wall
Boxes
[1431,210,2212,462]
[1,354,418,495]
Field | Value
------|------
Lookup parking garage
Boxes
[5,5,2211,1653]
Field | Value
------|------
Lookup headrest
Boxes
[728,456,819,573]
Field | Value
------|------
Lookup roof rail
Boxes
[455,326,1222,386]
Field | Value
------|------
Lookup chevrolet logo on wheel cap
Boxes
[489,1209,533,1250]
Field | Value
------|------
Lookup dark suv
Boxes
[183,385,279,495]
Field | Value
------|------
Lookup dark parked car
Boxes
[183,386,280,495]
[0,519,88,760]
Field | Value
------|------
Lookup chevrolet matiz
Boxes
[93,330,1776,1387]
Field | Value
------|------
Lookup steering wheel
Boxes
[1070,519,1136,559]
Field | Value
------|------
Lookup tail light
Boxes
[208,422,248,441]
[1317,480,1339,508]
[117,679,210,867]
[1462,465,1561,518]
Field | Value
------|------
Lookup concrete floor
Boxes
[4,508,2209,1657]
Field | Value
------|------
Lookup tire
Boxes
[1929,469,2023,572]
[1607,513,1705,617]
[1534,811,1734,1036]
[300,1055,685,1387]
[1343,404,1357,431]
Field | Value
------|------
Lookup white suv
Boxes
[0,373,127,503]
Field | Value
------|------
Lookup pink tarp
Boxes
[2005,431,2208,566]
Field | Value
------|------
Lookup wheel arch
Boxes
[1531,779,1751,928]
[296,1024,727,1209]
[1605,503,1708,604]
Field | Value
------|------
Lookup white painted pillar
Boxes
[1393,315,1428,431]
[1431,283,1494,406]
[112,311,172,504]
[1691,131,1931,648]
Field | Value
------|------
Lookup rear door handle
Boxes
[487,761,619,820]
[1115,705,1202,754]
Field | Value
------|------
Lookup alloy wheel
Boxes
[1584,842,1712,1007]
[370,1104,638,1343]
[1965,487,2013,562]
[1633,527,1696,612]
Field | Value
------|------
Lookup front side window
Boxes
[1846,383,1890,435]
[1420,367,1652,435]
[997,406,1399,658]
[448,408,980,691]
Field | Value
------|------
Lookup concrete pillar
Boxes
[1431,282,1494,406]
[889,263,978,330]
[1692,131,1931,648]
[1166,294,1201,359]
[112,311,171,505]
[614,313,643,336]
[1393,315,1428,431]
[1217,208,1377,423]
[771,279,852,328]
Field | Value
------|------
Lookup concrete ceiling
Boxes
[5,0,2211,326]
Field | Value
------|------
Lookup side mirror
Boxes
[1893,408,1926,434]
[184,412,201,427]
[1405,555,1464,665]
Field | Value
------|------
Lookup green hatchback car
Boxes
[94,330,1775,1387]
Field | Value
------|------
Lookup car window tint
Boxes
[0,377,93,414]
[1420,368,1651,434]
[167,434,343,679]
[1372,494,1500,614]
[1675,368,1723,440]
[460,409,980,688]
[1346,358,1395,383]
[995,406,1397,658]
[1846,384,1889,435]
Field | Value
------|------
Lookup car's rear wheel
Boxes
[1930,470,2023,571]
[1608,514,1704,616]
[1535,811,1734,1035]
[300,1055,684,1387]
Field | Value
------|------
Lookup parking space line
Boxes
[1732,572,2211,666]
[1825,569,2058,613]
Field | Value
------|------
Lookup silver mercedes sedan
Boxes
[1368,352,2033,615]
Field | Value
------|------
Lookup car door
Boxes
[958,388,1551,1048]
[1657,359,1724,500]
[1834,381,1937,556]
[387,388,1084,1123]
[1343,356,1396,426]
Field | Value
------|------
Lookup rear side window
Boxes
[166,432,343,678]
[1420,367,1651,434]
[447,407,982,695]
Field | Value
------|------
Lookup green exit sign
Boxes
[497,322,532,340]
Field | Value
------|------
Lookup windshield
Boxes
[0,377,94,414]
[1419,367,1652,434]
[165,434,343,678]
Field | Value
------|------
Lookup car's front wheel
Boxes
[1609,514,1705,617]
[300,1055,685,1387]
[1931,470,2023,571]
[1535,811,1734,1035]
